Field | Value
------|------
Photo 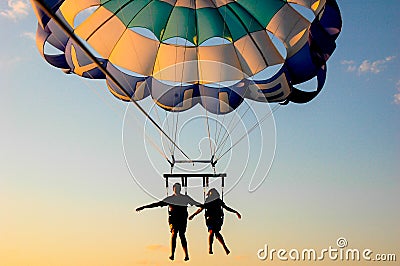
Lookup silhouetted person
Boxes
[189,188,241,255]
[136,183,201,261]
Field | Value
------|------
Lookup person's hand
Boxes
[136,207,144,212]
[236,212,241,219]
[188,214,195,220]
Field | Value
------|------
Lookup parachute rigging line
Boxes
[80,62,172,162]
[216,104,281,161]
[33,0,191,162]
[75,50,172,162]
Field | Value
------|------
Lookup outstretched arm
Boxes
[186,195,203,207]
[223,204,241,219]
[188,207,204,220]
[136,201,167,212]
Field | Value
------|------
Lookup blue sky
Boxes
[1,1,399,265]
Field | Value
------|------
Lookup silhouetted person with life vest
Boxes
[136,183,201,261]
[189,188,241,255]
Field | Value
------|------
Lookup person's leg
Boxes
[208,229,215,254]
[215,231,230,255]
[170,228,177,260]
[178,229,189,261]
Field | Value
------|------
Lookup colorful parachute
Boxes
[31,0,341,114]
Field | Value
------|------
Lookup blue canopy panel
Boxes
[199,84,245,115]
[106,63,150,102]
[253,67,292,103]
[282,0,342,104]
[65,39,106,79]
[150,80,200,113]
[35,7,70,70]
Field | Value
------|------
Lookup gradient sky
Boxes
[1,1,399,265]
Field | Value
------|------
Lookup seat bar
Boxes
[163,173,226,178]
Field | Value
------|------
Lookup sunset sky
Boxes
[1,1,399,265]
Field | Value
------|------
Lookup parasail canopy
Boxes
[31,0,342,114]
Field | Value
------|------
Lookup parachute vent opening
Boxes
[288,3,316,23]
[43,41,63,56]
[163,37,196,47]
[130,27,158,41]
[294,75,319,92]
[112,64,147,78]
[74,6,98,28]
[267,31,287,60]
[200,37,231,47]
[250,64,284,82]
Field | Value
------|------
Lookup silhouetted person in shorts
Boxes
[136,183,201,261]
[189,188,241,255]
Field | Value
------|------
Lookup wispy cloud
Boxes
[341,56,396,75]
[394,80,400,105]
[341,60,357,72]
[21,31,35,41]
[0,0,29,21]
